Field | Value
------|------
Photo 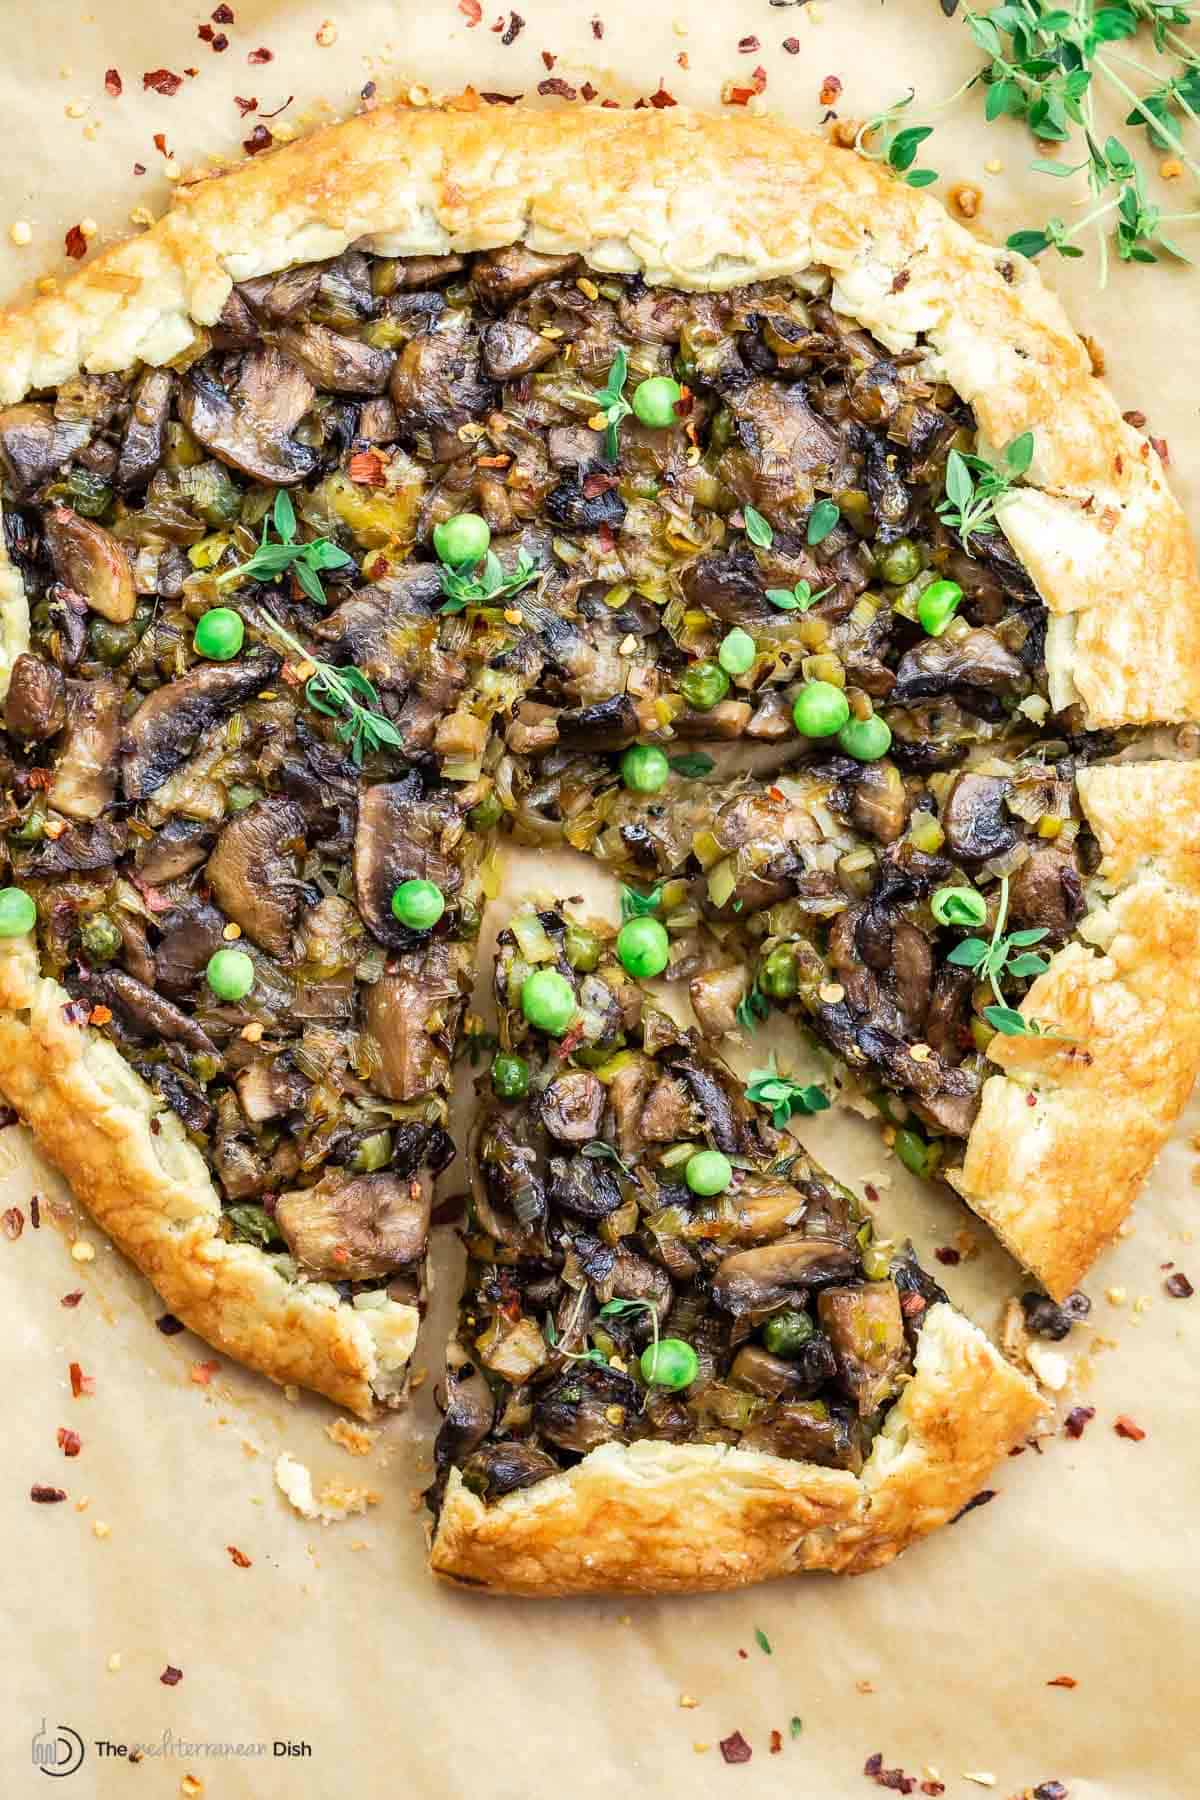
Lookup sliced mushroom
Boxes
[1007,844,1083,939]
[100,969,222,1059]
[116,369,173,493]
[353,779,466,948]
[891,627,1029,707]
[206,798,308,958]
[314,564,443,688]
[0,404,90,496]
[546,424,606,472]
[817,1281,909,1416]
[672,1058,740,1155]
[47,676,120,820]
[237,264,323,322]
[481,319,558,381]
[719,380,841,523]
[940,772,1018,863]
[638,1075,694,1142]
[472,1113,547,1243]
[546,1153,624,1219]
[689,965,749,1038]
[712,1236,860,1316]
[272,322,393,395]
[44,510,134,623]
[538,1071,604,1143]
[532,1362,637,1455]
[729,1345,817,1401]
[134,817,217,884]
[471,246,580,306]
[121,657,279,800]
[154,904,228,998]
[460,1442,558,1502]
[543,476,626,535]
[26,817,127,875]
[847,759,909,843]
[275,1169,431,1280]
[179,351,317,485]
[431,1352,495,1503]
[740,1400,864,1472]
[606,1054,653,1164]
[4,654,65,741]
[364,943,469,1102]
[388,315,494,460]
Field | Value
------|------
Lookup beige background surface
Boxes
[2,2,1199,1796]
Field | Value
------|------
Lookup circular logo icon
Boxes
[32,1722,85,1778]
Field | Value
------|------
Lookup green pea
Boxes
[631,376,683,429]
[685,1149,732,1196]
[616,916,670,980]
[390,880,446,931]
[877,537,922,586]
[520,968,577,1036]
[0,887,36,938]
[763,1308,815,1357]
[206,947,255,1001]
[619,744,670,794]
[679,661,730,711]
[78,913,122,963]
[491,1052,531,1101]
[836,714,892,762]
[564,923,602,973]
[433,512,490,567]
[917,579,964,638]
[931,885,988,929]
[467,792,503,832]
[640,1337,699,1390]
[792,680,850,738]
[193,607,245,662]
[351,1130,393,1173]
[717,628,757,676]
[759,945,799,1000]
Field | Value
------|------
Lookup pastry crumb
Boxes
[107,1652,121,1672]
[70,1239,95,1262]
[316,19,338,46]
[962,1776,996,1790]
[1027,1343,1070,1391]
[9,221,32,246]
[325,1417,378,1457]
[679,1693,699,1709]
[93,1520,110,1539]
[274,1451,381,1522]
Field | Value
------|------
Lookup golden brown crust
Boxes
[0,936,417,1417]
[955,761,1200,1298]
[0,103,1195,724]
[430,1304,1042,1595]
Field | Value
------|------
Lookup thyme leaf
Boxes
[219,488,354,604]
[745,1055,831,1128]
[252,611,405,766]
[437,547,538,615]
[935,431,1034,549]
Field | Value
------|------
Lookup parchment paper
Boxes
[3,3,1199,1796]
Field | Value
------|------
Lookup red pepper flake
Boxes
[1150,434,1170,464]
[459,0,483,21]
[538,77,577,100]
[198,21,214,39]
[211,33,229,52]
[541,50,556,70]
[1047,1674,1077,1688]
[582,470,618,499]
[580,81,598,101]
[751,66,768,94]
[160,1665,184,1686]
[31,1484,67,1504]
[720,1732,752,1765]
[1166,1271,1194,1298]
[2,1206,23,1241]
[243,124,273,155]
[1033,1786,1069,1800]
[920,1786,946,1798]
[591,15,604,37]
[1114,1414,1146,1440]
[934,1246,960,1266]
[61,1291,84,1309]
[30,1194,40,1229]
[1122,408,1147,429]
[69,1362,94,1398]
[234,95,258,116]
[863,1754,916,1794]
[782,36,800,53]
[481,91,522,104]
[899,1291,926,1318]
[1064,1404,1095,1438]
[676,51,689,69]
[213,2,235,18]
[64,226,88,261]
[156,1312,185,1335]
[88,1004,113,1027]
[248,46,274,64]
[227,1545,252,1568]
[820,74,843,106]
[736,1647,748,1660]
[191,1359,220,1385]
[768,1730,782,1755]
[501,10,525,43]
[57,1427,82,1458]
[104,68,123,96]
[153,132,170,155]
[143,68,183,95]
[738,35,761,52]
[133,162,147,175]
[348,450,387,486]
[649,83,678,108]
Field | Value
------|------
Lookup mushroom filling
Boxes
[0,244,1140,1349]
[431,903,946,1510]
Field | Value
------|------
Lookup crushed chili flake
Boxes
[459,0,483,20]
[156,1313,185,1335]
[501,11,525,45]
[133,162,146,175]
[899,1291,926,1318]
[348,450,387,486]
[69,1362,94,1398]
[591,15,604,36]
[738,35,761,52]
[1122,408,1147,429]
[720,1732,752,1765]
[191,1359,220,1385]
[104,68,123,96]
[213,2,234,18]
[649,84,678,108]
[2,1206,23,1241]
[736,1647,749,1660]
[234,95,258,116]
[211,34,229,52]
[226,1545,252,1568]
[934,1246,961,1266]
[1033,1785,1068,1800]
[153,132,170,155]
[951,1488,995,1522]
[31,1484,68,1503]
[782,36,800,53]
[198,21,214,39]
[820,74,843,106]
[677,51,689,69]
[1064,1405,1095,1438]
[243,125,273,155]
[1150,435,1170,464]
[160,1665,184,1686]
[143,68,183,96]
[538,77,577,100]
[1114,1414,1146,1440]
[920,1786,946,1797]
[57,1427,82,1458]
[541,50,556,70]
[768,1730,783,1755]
[481,91,521,104]
[580,81,598,101]
[64,226,88,261]
[88,1005,113,1026]
[248,46,274,64]
[30,1194,40,1228]
[61,1291,84,1308]
[1046,1674,1077,1688]
[1166,1271,1194,1298]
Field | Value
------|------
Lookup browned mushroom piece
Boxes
[480,319,558,382]
[939,771,1019,862]
[121,657,279,800]
[532,1362,637,1455]
[275,1169,431,1280]
[638,1073,694,1142]
[817,1281,910,1416]
[891,626,1030,706]
[154,904,228,999]
[271,322,394,395]
[740,1401,865,1473]
[720,1174,811,1245]
[689,964,749,1038]
[46,676,121,820]
[0,403,90,495]
[606,1054,653,1163]
[100,969,223,1060]
[44,509,135,623]
[1006,843,1084,939]
[538,1070,604,1143]
[206,798,308,958]
[4,654,65,741]
[364,942,470,1102]
[847,759,909,843]
[116,369,173,493]
[352,779,467,948]
[234,1059,309,1124]
[729,1345,818,1401]
[460,1441,558,1502]
[470,246,580,306]
[314,564,443,688]
[179,350,317,485]
[134,817,217,885]
[388,315,495,461]
[717,379,842,524]
[388,253,466,290]
[236,264,323,322]
[712,1236,860,1316]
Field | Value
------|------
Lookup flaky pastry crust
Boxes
[0,935,417,1417]
[430,1304,1042,1595]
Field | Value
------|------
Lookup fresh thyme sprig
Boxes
[945,873,1062,1038]
[219,490,354,605]
[764,578,832,613]
[251,611,404,766]
[436,547,538,616]
[935,431,1034,550]
[588,349,633,463]
[744,1055,831,1127]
